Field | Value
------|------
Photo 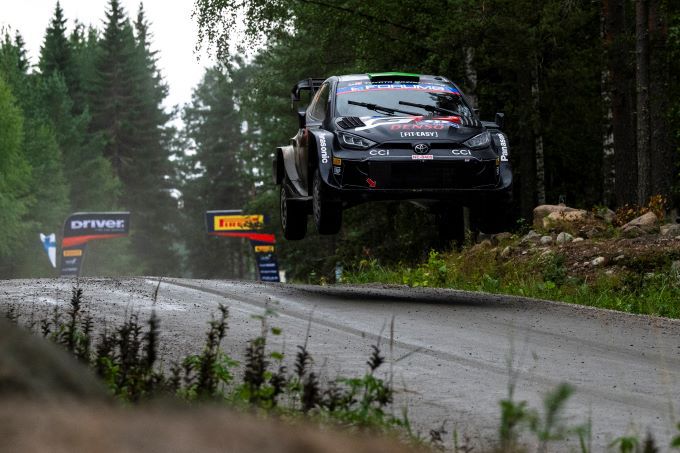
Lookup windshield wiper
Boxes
[398,100,459,116]
[347,100,420,116]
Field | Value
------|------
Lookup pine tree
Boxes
[39,1,78,98]
[88,0,178,275]
[0,77,30,262]
[181,66,251,278]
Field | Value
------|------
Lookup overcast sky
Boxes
[0,0,214,110]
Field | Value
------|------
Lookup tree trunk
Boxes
[605,0,638,207]
[648,0,670,204]
[531,59,546,206]
[635,0,652,205]
[600,2,616,207]
[463,47,478,109]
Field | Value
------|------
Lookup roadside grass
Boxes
[343,246,680,319]
[3,286,677,452]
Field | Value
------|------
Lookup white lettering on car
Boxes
[400,131,439,138]
[369,149,390,156]
[320,136,328,164]
[498,133,509,162]
[451,149,472,156]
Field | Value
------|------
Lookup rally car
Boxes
[273,72,512,241]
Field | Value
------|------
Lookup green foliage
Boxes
[345,240,680,318]
[0,76,29,259]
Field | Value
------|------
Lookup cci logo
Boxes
[413,143,430,154]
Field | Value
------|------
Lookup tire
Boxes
[312,169,342,235]
[280,183,307,240]
[436,204,465,246]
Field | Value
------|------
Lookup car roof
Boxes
[334,73,452,84]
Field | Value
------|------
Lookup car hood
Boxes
[335,115,484,143]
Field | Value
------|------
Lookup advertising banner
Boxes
[206,210,280,282]
[39,233,57,268]
[60,212,130,277]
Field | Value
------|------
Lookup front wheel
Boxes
[313,169,342,235]
[280,183,307,240]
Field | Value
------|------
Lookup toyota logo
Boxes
[413,143,430,154]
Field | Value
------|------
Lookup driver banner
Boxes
[60,212,130,277]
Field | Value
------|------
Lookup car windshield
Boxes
[335,81,472,118]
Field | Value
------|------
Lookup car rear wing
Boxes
[291,78,325,107]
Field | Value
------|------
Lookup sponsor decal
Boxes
[332,157,342,165]
[63,258,78,265]
[337,83,460,95]
[254,245,275,253]
[70,219,125,230]
[391,124,445,131]
[411,155,434,160]
[451,149,472,156]
[63,249,83,257]
[401,131,438,138]
[366,178,377,188]
[369,149,390,156]
[320,136,328,164]
[213,214,264,232]
[498,133,509,162]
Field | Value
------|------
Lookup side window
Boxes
[308,83,330,121]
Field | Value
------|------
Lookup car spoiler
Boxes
[291,78,325,107]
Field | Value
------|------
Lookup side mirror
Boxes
[495,112,505,129]
[297,109,306,129]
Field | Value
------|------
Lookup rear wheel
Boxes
[313,169,342,235]
[280,182,307,240]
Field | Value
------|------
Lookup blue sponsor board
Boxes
[255,252,280,282]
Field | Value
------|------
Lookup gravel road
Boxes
[2,277,679,450]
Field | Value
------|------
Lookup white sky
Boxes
[0,0,215,110]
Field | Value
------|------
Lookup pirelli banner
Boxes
[60,212,130,277]
[206,210,280,282]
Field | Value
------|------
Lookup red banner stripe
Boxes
[62,234,128,248]
[210,232,276,244]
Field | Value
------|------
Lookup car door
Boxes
[294,83,330,192]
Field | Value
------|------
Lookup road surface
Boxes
[2,277,679,450]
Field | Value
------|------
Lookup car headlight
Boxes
[337,132,376,150]
[463,131,491,149]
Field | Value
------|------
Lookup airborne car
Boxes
[273,72,512,241]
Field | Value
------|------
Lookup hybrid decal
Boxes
[320,136,329,164]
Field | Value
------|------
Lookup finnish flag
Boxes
[40,233,57,268]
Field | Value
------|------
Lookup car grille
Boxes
[340,160,498,190]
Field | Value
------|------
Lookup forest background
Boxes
[1,0,679,281]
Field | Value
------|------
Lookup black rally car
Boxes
[273,72,512,241]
